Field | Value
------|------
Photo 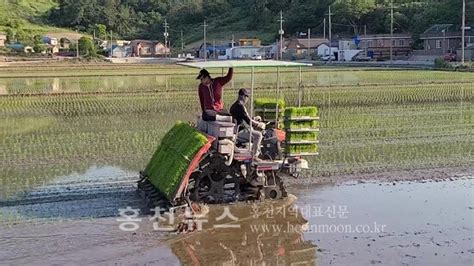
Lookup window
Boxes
[367,40,373,47]
[392,40,396,47]
[436,40,442,49]
[399,39,405,46]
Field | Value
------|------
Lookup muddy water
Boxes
[0,166,139,222]
[1,178,472,265]
[294,178,474,265]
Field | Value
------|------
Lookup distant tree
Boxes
[6,28,16,44]
[33,43,46,53]
[33,35,45,53]
[94,24,107,39]
[333,0,377,35]
[78,37,97,56]
[16,30,33,45]
[46,0,473,42]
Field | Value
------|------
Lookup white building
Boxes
[224,46,265,59]
[337,40,362,61]
[112,46,131,58]
[316,44,331,56]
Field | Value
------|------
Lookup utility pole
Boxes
[76,29,79,58]
[328,6,333,62]
[307,28,311,56]
[278,10,284,60]
[232,34,235,48]
[390,0,394,64]
[163,19,169,58]
[109,30,112,59]
[323,18,326,39]
[213,40,216,59]
[203,20,208,61]
[442,29,446,54]
[461,0,466,64]
[364,25,367,56]
[181,30,184,53]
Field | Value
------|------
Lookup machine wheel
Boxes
[262,172,287,200]
[189,154,240,204]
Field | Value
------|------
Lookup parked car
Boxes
[353,55,372,62]
[321,55,335,61]
[443,53,456,62]
[251,54,262,60]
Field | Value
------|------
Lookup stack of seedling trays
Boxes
[284,107,320,156]
[144,121,209,200]
[254,98,285,127]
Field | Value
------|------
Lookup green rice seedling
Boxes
[286,131,319,142]
[255,110,285,121]
[285,143,318,154]
[144,121,208,200]
[284,120,319,129]
[254,98,286,109]
[284,106,318,118]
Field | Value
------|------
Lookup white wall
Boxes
[338,49,362,61]
[227,47,262,59]
[317,44,330,56]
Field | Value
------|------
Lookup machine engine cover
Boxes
[261,129,283,160]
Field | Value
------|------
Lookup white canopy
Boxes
[177,60,312,69]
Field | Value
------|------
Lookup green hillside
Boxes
[0,0,75,44]
[0,0,472,48]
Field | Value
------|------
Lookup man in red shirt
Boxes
[197,68,233,121]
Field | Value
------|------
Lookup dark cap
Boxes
[238,88,250,97]
[196,69,210,79]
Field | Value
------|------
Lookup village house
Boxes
[285,38,330,56]
[358,34,413,60]
[129,40,169,57]
[239,38,261,47]
[196,39,263,59]
[112,46,131,58]
[226,46,269,59]
[42,32,84,54]
[197,43,228,59]
[59,38,72,50]
[419,24,473,59]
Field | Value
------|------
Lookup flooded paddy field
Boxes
[0,65,473,265]
[0,178,472,265]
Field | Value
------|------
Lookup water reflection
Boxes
[0,75,175,94]
[168,196,317,265]
[0,72,361,94]
[0,165,140,221]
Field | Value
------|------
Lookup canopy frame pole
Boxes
[221,68,225,106]
[298,66,303,107]
[275,66,280,125]
[250,66,255,154]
